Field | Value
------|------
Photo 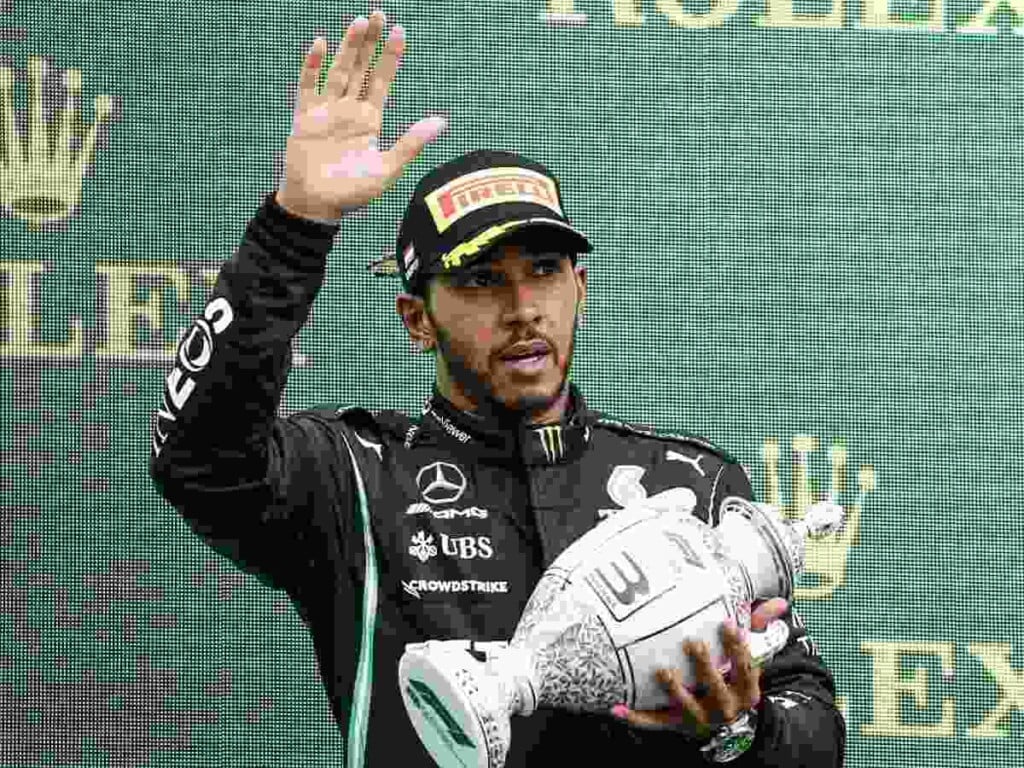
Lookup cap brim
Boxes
[491,217,593,254]
[435,217,592,274]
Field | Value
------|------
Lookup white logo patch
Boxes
[440,533,493,560]
[666,449,706,477]
[598,465,698,520]
[767,691,815,710]
[406,502,488,520]
[152,297,234,458]
[408,531,493,561]
[416,462,468,504]
[408,531,438,563]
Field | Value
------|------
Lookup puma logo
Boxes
[667,449,705,477]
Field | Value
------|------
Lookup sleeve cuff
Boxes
[240,193,341,275]
[264,192,343,230]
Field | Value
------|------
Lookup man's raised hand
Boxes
[276,11,447,221]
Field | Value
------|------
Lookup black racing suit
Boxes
[149,195,846,767]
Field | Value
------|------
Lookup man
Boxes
[149,10,845,767]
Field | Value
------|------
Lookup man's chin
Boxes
[491,378,564,413]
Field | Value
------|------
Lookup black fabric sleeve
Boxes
[692,459,846,764]
[707,459,755,526]
[148,194,351,596]
[734,605,847,767]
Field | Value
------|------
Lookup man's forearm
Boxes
[740,615,846,767]
[742,693,845,767]
[149,194,338,493]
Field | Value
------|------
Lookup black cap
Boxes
[394,150,592,295]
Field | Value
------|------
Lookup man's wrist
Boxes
[274,190,343,226]
[699,708,758,763]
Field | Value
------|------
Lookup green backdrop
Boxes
[2,0,1023,765]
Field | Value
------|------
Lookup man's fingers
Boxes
[365,24,405,111]
[657,668,707,726]
[344,10,386,101]
[616,698,713,740]
[619,706,682,730]
[722,622,760,708]
[385,115,447,175]
[721,618,748,663]
[297,37,326,104]
[325,15,370,99]
[686,640,735,719]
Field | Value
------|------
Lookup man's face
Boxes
[424,243,586,414]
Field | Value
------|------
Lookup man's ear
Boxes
[395,293,436,352]
[574,265,588,314]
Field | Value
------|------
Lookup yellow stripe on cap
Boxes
[440,220,523,270]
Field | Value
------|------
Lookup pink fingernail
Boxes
[391,24,406,40]
[409,115,447,143]
[611,703,629,720]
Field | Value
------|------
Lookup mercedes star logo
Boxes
[416,461,467,505]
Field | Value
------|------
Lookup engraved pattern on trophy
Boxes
[510,571,569,644]
[719,559,752,619]
[453,666,508,767]
[529,612,624,711]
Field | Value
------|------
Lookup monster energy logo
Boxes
[534,425,564,462]
[406,679,476,750]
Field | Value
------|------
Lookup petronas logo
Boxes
[406,679,475,749]
[1,57,117,229]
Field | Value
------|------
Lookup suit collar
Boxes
[412,384,594,465]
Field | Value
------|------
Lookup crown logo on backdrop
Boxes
[760,435,876,600]
[0,56,116,229]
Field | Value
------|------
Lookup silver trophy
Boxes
[399,495,843,768]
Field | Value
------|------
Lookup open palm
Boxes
[279,11,446,220]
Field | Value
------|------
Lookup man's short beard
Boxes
[432,317,580,420]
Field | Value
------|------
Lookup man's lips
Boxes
[502,353,548,372]
[499,340,550,359]
[498,340,551,372]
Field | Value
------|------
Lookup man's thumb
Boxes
[388,115,448,172]
[750,597,789,632]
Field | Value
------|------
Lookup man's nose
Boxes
[502,283,541,325]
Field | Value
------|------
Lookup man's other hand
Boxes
[612,598,790,739]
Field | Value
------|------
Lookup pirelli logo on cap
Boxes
[424,167,564,234]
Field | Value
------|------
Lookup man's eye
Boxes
[532,259,562,276]
[454,270,500,288]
